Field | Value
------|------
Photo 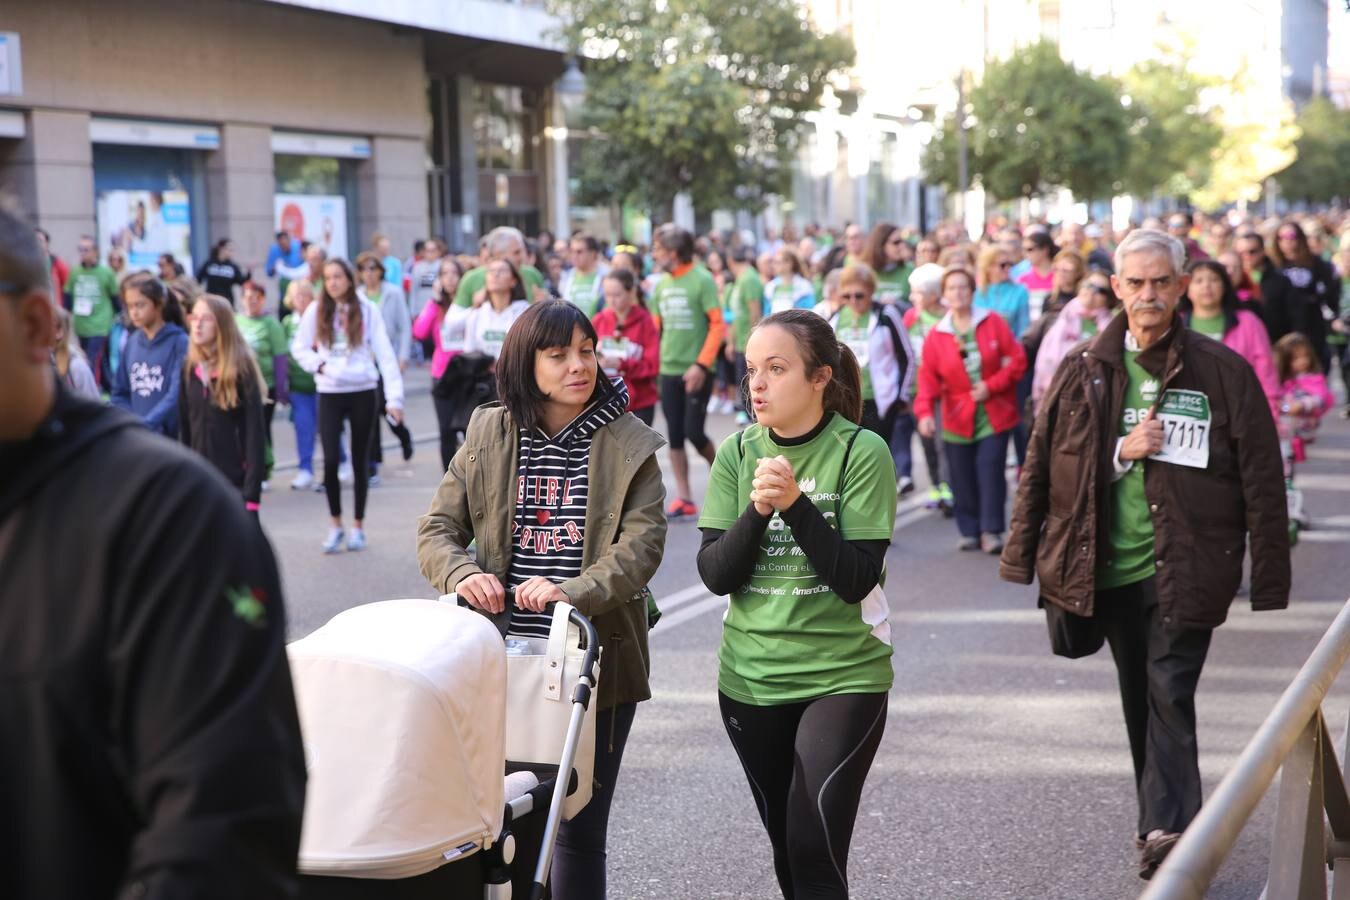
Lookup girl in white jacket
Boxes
[291,258,405,553]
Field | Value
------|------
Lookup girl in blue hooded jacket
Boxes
[111,277,189,438]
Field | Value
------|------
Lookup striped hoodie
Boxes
[507,379,630,637]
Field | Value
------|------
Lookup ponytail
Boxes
[755,309,864,425]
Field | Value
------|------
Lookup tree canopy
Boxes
[922,40,1132,203]
[1276,97,1350,204]
[1119,58,1223,199]
[550,0,854,218]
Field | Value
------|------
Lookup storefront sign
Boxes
[272,130,371,160]
[98,189,194,271]
[90,117,220,150]
[0,33,22,96]
[275,193,349,261]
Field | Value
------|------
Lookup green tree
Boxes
[923,40,1132,203]
[549,0,854,219]
[1276,97,1350,204]
[1119,58,1223,199]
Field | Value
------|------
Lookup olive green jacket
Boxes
[416,403,667,708]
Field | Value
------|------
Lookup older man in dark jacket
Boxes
[1000,229,1289,881]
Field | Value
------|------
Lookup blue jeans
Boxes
[80,335,108,390]
[891,409,945,486]
[944,430,1010,537]
[290,392,317,474]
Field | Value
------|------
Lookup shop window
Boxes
[274,154,359,262]
[92,145,207,273]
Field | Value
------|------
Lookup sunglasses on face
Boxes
[1238,248,1262,257]
[997,262,1013,269]
[839,291,868,301]
[357,264,381,272]
[1278,232,1298,240]
[887,237,906,246]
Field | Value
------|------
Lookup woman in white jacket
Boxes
[291,258,405,553]
[827,263,914,441]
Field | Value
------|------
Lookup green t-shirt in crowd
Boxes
[1081,317,1100,337]
[236,313,289,389]
[564,269,603,318]
[875,263,913,305]
[453,263,546,308]
[1189,313,1225,340]
[731,268,764,353]
[833,305,875,401]
[281,313,315,394]
[652,266,720,375]
[68,265,119,339]
[699,413,897,705]
[906,308,943,399]
[1097,349,1158,589]
[942,328,994,445]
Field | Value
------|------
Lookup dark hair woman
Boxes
[864,221,914,306]
[1179,259,1281,418]
[290,258,405,553]
[696,308,896,900]
[110,275,190,438]
[417,299,666,900]
[1271,219,1342,371]
[195,238,251,300]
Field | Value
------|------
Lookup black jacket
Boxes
[0,386,305,900]
[196,259,250,298]
[178,363,267,504]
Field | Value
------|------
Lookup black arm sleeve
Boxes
[778,494,889,604]
[697,503,771,595]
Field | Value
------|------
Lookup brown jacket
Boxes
[417,404,667,709]
[999,311,1290,629]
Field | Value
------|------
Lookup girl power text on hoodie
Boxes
[110,322,189,438]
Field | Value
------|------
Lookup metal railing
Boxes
[1144,599,1350,900]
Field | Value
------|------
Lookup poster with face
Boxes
[274,194,348,261]
[97,189,193,272]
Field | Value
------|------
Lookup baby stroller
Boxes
[289,596,600,899]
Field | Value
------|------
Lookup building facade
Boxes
[0,0,573,277]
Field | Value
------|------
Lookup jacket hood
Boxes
[130,322,187,355]
[548,377,630,446]
[935,306,993,335]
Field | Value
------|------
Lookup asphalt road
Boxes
[261,364,1350,899]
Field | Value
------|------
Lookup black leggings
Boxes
[659,373,713,452]
[431,391,460,471]
[719,691,888,900]
[319,389,378,520]
[631,404,655,427]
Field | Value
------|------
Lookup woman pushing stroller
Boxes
[416,299,667,899]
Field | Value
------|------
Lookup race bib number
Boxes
[1150,389,1211,469]
[74,296,95,317]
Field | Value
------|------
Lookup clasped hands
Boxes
[750,455,801,517]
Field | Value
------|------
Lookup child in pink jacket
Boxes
[1275,332,1336,461]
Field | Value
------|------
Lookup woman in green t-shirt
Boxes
[697,309,895,899]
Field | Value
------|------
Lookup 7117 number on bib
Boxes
[1149,389,1211,469]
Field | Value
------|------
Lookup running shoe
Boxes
[338,462,354,485]
[665,498,698,520]
[981,532,1004,555]
[957,536,980,552]
[260,480,271,492]
[321,527,345,554]
[924,486,942,509]
[368,473,381,487]
[938,482,954,504]
[347,528,367,552]
[291,470,314,491]
[897,476,915,497]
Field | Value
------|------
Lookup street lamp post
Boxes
[550,56,586,240]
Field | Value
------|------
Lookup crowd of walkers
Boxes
[6,190,1349,900]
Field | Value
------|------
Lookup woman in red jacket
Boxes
[916,267,1027,554]
[592,268,660,425]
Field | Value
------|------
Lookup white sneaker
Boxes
[291,470,314,491]
[321,527,345,554]
[338,463,354,485]
[260,480,271,493]
[368,473,381,487]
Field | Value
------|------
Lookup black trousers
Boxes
[719,691,887,900]
[1096,576,1213,838]
[369,376,412,468]
[319,389,378,520]
[431,391,460,472]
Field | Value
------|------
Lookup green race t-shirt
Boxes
[281,313,315,394]
[652,266,720,374]
[731,268,764,353]
[68,265,119,338]
[699,413,897,704]
[453,263,546,308]
[565,270,603,318]
[875,263,913,305]
[1097,350,1157,589]
[942,328,994,444]
[906,308,943,399]
[236,314,289,389]
[1189,313,1225,340]
[1081,317,1099,337]
[834,306,874,400]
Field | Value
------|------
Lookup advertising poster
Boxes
[275,193,348,261]
[98,189,193,272]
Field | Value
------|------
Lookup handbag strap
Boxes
[544,601,576,703]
